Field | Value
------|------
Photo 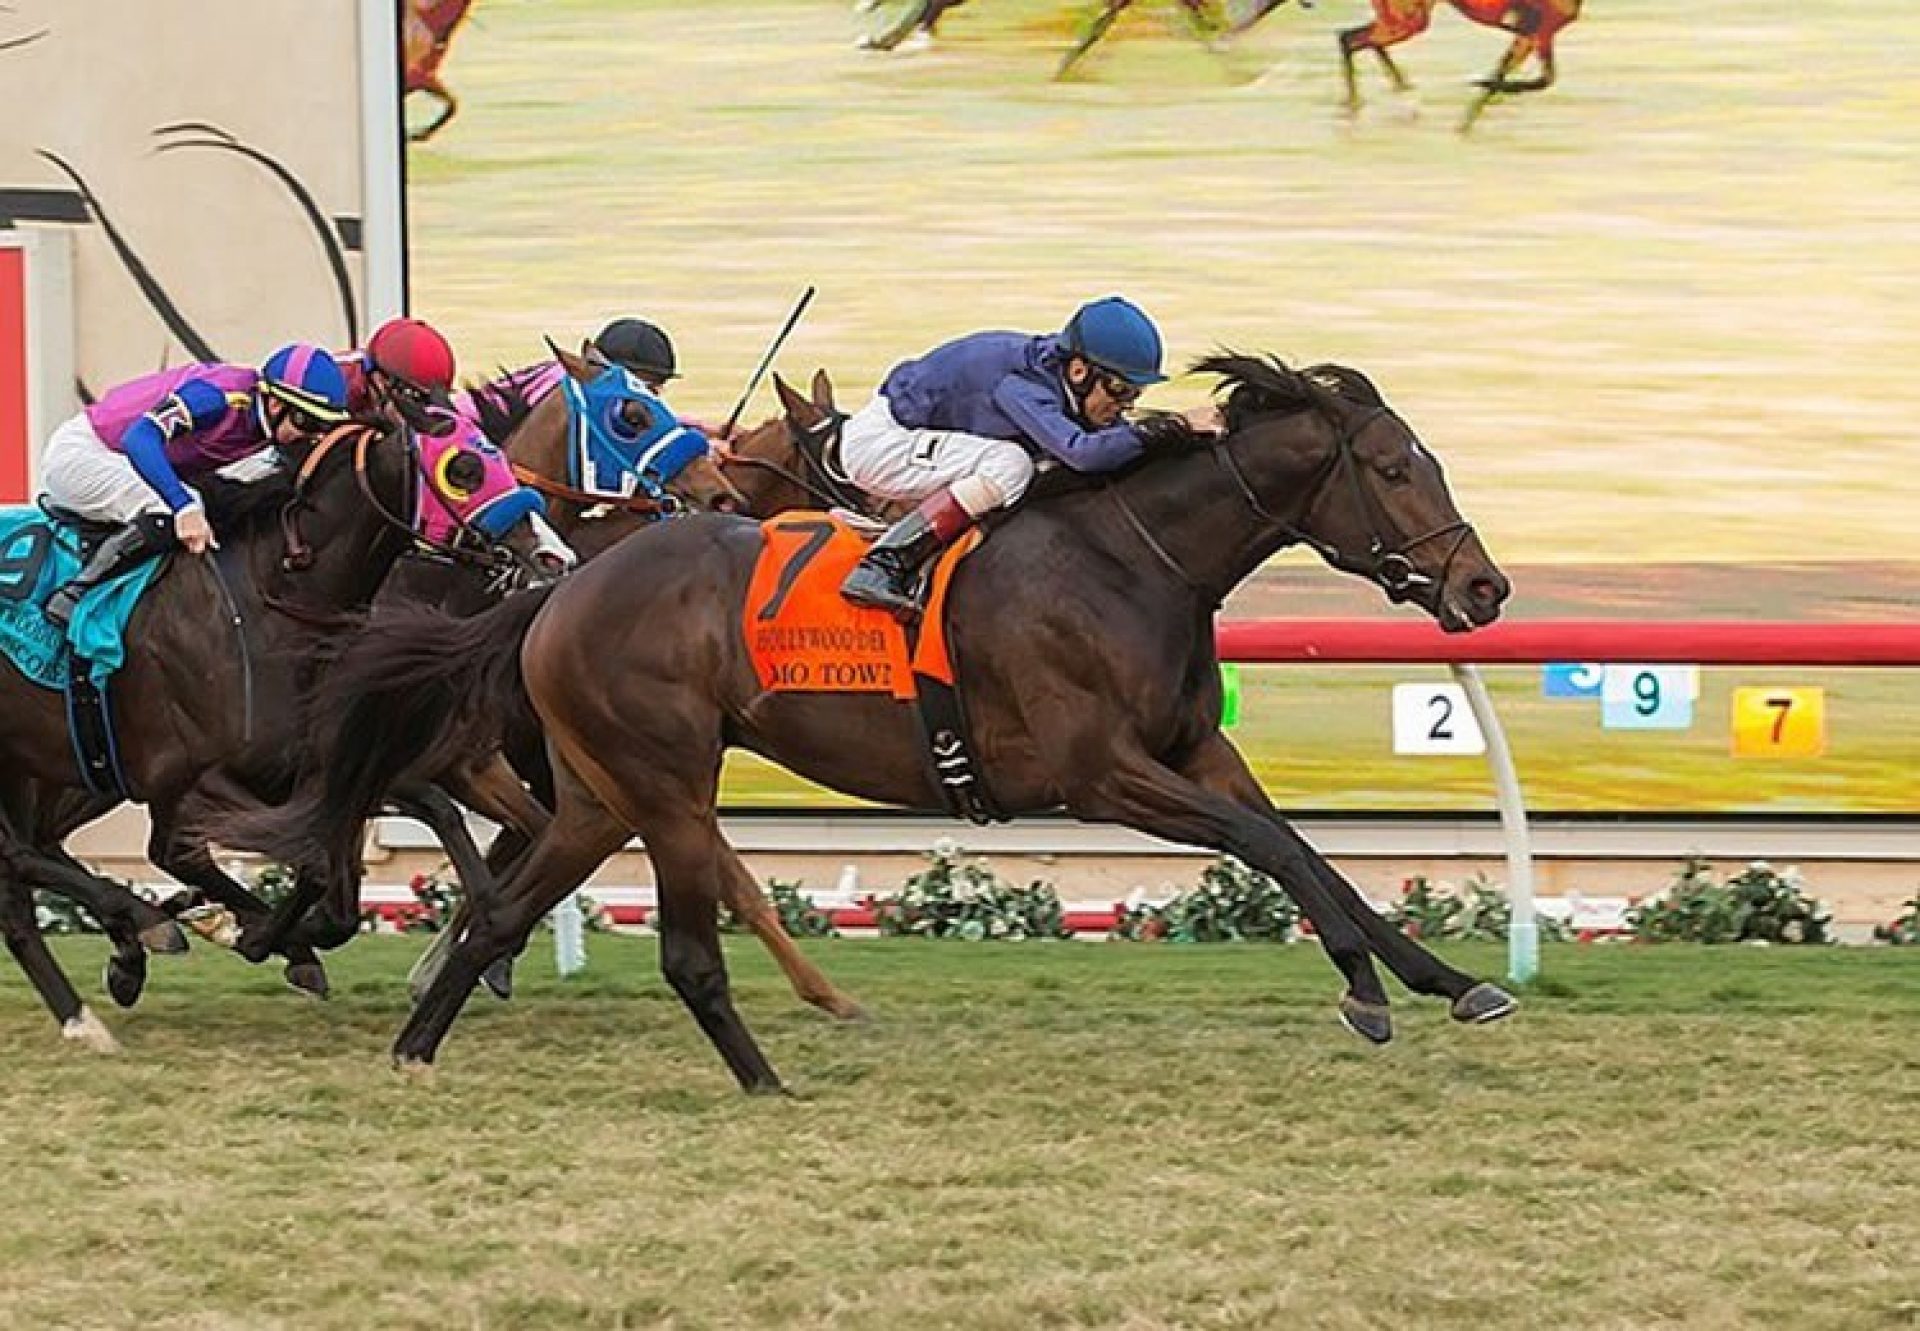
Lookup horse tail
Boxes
[212,587,555,873]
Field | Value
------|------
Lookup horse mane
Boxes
[1022,352,1370,507]
[463,365,545,448]
[1191,352,1383,432]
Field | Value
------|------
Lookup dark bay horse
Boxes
[1340,0,1581,131]
[0,421,563,1047]
[270,369,881,1019]
[226,355,1515,1088]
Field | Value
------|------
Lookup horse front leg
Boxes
[23,847,188,1008]
[148,804,331,998]
[0,862,117,1052]
[1177,732,1514,1025]
[408,81,458,142]
[1072,741,1399,1042]
[1461,36,1532,131]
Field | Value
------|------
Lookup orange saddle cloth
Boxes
[743,512,981,699]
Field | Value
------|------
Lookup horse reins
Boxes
[509,462,675,518]
[279,422,523,581]
[723,411,870,514]
[1109,400,1477,603]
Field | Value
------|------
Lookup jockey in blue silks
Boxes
[838,296,1223,622]
[38,343,352,627]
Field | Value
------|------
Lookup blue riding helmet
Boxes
[258,343,352,422]
[1060,296,1168,387]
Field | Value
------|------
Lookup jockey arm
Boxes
[118,379,238,513]
[991,374,1144,472]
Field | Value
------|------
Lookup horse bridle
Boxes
[1209,401,1476,604]
[278,424,527,585]
[725,410,871,514]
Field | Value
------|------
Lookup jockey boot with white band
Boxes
[840,478,994,624]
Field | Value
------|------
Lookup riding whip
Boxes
[719,286,816,440]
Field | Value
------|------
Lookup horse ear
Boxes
[772,372,811,421]
[549,338,593,382]
[810,369,836,411]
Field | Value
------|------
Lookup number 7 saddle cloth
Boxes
[743,511,983,701]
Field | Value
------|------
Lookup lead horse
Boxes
[230,354,1516,1088]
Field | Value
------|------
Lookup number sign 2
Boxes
[1391,683,1486,756]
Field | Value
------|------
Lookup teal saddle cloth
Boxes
[0,508,165,690]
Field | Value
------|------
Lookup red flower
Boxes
[409,873,429,893]
[1576,928,1597,945]
[1404,920,1422,939]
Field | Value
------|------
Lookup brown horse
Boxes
[254,364,868,1017]
[226,354,1515,1088]
[404,0,477,142]
[1339,0,1582,131]
[0,421,563,1045]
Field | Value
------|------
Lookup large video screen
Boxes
[407,0,1919,814]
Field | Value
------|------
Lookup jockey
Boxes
[338,315,459,431]
[38,344,351,627]
[590,317,679,388]
[839,295,1222,621]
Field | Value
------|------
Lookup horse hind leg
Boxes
[716,841,864,1022]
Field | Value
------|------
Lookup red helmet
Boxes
[366,317,456,392]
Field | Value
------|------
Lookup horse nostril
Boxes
[713,494,740,514]
[1469,577,1505,605]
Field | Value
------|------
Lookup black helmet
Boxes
[593,318,678,382]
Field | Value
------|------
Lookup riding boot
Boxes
[43,513,177,631]
[840,487,975,624]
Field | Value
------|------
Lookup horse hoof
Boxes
[744,1079,790,1098]
[392,1055,436,1080]
[1338,995,1394,1045]
[138,920,190,955]
[104,954,148,1009]
[178,905,242,949]
[283,961,330,1000]
[1452,981,1518,1025]
[822,996,868,1023]
[480,957,514,1001]
[61,1007,121,1055]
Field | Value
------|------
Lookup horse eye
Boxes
[443,451,487,495]
[1381,464,1410,484]
[619,400,651,431]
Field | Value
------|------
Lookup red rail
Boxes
[1215,620,1920,667]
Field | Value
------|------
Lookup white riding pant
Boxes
[839,394,1035,516]
[40,414,177,523]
